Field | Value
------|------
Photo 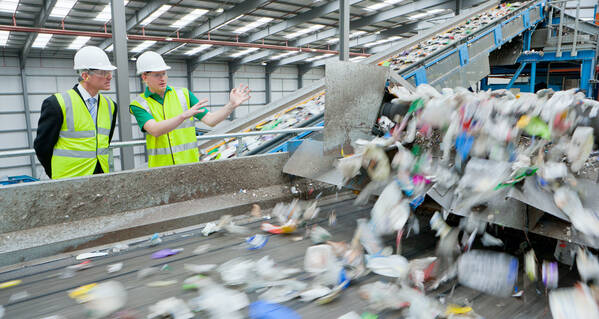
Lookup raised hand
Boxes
[182,98,209,118]
[229,84,251,108]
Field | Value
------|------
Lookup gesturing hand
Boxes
[182,98,209,119]
[229,84,251,108]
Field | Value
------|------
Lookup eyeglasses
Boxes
[89,70,113,78]
[145,72,168,79]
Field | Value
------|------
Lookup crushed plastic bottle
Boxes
[457,250,518,297]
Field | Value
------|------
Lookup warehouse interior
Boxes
[2,0,599,318]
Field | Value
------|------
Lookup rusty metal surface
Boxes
[0,153,291,234]
[323,61,387,154]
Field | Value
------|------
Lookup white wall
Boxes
[0,55,324,179]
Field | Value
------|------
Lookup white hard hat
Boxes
[73,46,116,71]
[136,51,171,75]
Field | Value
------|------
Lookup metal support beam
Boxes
[529,62,537,92]
[20,67,36,178]
[20,0,57,68]
[456,0,463,16]
[507,63,527,89]
[156,0,271,55]
[111,0,135,170]
[186,60,194,93]
[572,0,580,56]
[265,70,272,104]
[99,0,169,49]
[339,0,350,61]
[228,63,236,120]
[556,2,565,57]
[297,65,304,88]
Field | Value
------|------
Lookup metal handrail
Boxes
[0,126,324,159]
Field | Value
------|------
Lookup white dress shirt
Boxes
[77,83,99,124]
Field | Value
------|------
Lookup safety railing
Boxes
[0,127,324,162]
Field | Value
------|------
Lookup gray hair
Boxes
[77,69,92,82]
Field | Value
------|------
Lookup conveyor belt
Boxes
[201,0,548,162]
[0,196,568,318]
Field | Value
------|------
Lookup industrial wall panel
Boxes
[1,155,31,167]
[1,76,22,92]
[271,79,283,91]
[2,95,24,112]
[0,132,28,149]
[27,76,57,93]
[210,78,230,91]
[2,114,27,131]
[282,79,298,91]
[210,92,229,106]
[28,95,47,112]
[201,63,229,72]
[251,92,267,104]
[272,91,283,100]
[193,78,211,90]
[249,78,266,91]
[468,32,495,59]
[169,78,188,88]
[501,16,524,40]
[56,77,80,92]
[426,52,460,83]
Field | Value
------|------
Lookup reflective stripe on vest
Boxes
[146,141,198,156]
[59,93,113,138]
[53,148,109,158]
[51,90,113,179]
[136,87,199,167]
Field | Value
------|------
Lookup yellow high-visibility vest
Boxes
[131,87,199,168]
[51,89,114,179]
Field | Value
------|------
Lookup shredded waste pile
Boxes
[3,85,599,318]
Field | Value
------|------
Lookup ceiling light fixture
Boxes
[95,0,129,22]
[171,8,208,29]
[131,40,157,53]
[285,24,325,39]
[364,0,405,12]
[140,5,171,26]
[49,0,77,19]
[31,33,52,48]
[0,30,9,46]
[185,44,213,55]
[67,36,91,50]
[230,47,259,58]
[0,0,19,14]
[233,17,273,34]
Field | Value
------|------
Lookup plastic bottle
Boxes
[457,250,518,297]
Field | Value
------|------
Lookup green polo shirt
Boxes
[129,86,208,131]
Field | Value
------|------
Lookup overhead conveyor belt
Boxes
[199,0,547,162]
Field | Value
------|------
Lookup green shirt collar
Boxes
[144,86,172,99]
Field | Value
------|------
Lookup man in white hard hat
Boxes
[34,46,118,179]
[130,51,250,168]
